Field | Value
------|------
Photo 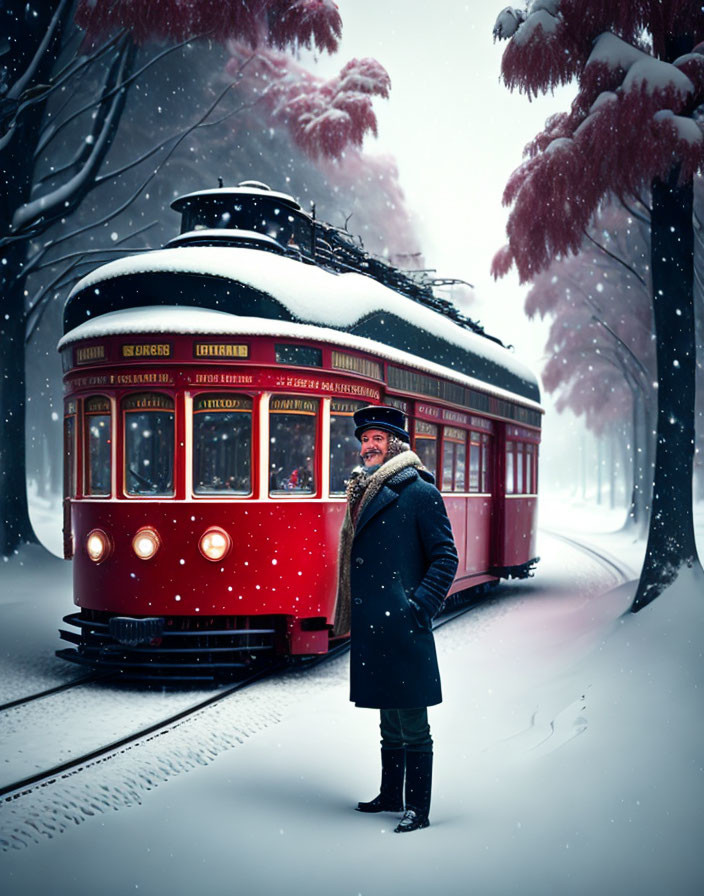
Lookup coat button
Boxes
[355,557,364,566]
[353,597,362,605]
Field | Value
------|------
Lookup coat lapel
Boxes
[354,485,399,538]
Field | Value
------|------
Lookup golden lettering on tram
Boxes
[121,343,172,358]
[69,375,110,388]
[442,409,468,425]
[123,393,174,411]
[194,343,249,358]
[195,396,252,412]
[193,373,254,385]
[270,397,318,413]
[75,345,105,365]
[113,373,171,385]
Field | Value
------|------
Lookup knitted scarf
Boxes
[332,448,424,637]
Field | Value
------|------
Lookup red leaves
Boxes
[490,244,514,279]
[267,0,342,54]
[500,10,583,96]
[278,56,390,158]
[497,15,704,282]
[75,0,342,53]
[227,47,390,160]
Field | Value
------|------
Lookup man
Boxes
[334,405,459,833]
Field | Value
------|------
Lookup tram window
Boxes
[455,441,467,492]
[517,443,524,493]
[85,396,111,496]
[123,393,175,497]
[275,345,322,367]
[414,421,437,477]
[526,443,536,493]
[481,434,492,493]
[442,444,454,492]
[183,200,313,255]
[506,441,515,494]
[330,399,366,495]
[442,427,466,492]
[64,401,77,498]
[193,395,252,495]
[469,433,481,492]
[269,396,318,495]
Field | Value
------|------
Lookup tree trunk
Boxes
[0,0,71,553]
[632,172,701,610]
[0,268,34,553]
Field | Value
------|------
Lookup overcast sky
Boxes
[312,0,575,370]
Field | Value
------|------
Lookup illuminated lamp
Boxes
[86,528,111,563]
[132,527,161,560]
[199,527,231,561]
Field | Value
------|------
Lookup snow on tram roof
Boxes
[59,306,543,413]
[67,246,538,391]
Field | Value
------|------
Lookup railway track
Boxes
[0,540,621,807]
[0,596,489,806]
[0,672,108,713]
[540,528,636,585]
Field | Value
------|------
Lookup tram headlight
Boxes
[199,527,231,561]
[132,527,161,560]
[86,529,111,563]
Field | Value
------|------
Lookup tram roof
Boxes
[66,247,540,400]
[58,306,543,414]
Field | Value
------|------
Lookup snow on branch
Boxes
[496,28,704,281]
[492,0,704,97]
[267,0,342,54]
[75,0,342,54]
[225,47,390,159]
[495,1,583,96]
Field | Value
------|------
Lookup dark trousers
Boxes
[379,707,433,754]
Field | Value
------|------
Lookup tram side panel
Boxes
[71,501,346,652]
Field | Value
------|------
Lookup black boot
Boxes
[356,748,405,813]
[394,751,432,832]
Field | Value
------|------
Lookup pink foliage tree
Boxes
[526,202,656,528]
[0,0,390,554]
[493,1,704,609]
[224,45,390,160]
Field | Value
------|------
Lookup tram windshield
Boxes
[183,198,313,254]
[85,396,111,496]
[330,399,366,495]
[123,393,175,496]
[269,397,318,495]
[193,395,252,495]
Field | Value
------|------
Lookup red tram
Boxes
[58,182,542,680]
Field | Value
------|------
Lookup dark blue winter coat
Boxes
[349,466,459,709]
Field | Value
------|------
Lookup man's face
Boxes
[360,429,390,467]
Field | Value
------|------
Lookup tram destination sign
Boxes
[121,342,172,358]
[74,344,105,365]
[194,342,249,359]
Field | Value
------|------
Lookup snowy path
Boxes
[6,529,698,896]
[0,533,618,803]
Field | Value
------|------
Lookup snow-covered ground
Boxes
[2,504,704,895]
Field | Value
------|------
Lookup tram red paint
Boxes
[57,184,543,678]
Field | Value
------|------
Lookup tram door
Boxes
[465,431,492,575]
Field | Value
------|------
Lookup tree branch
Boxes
[34,30,214,159]
[582,229,648,288]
